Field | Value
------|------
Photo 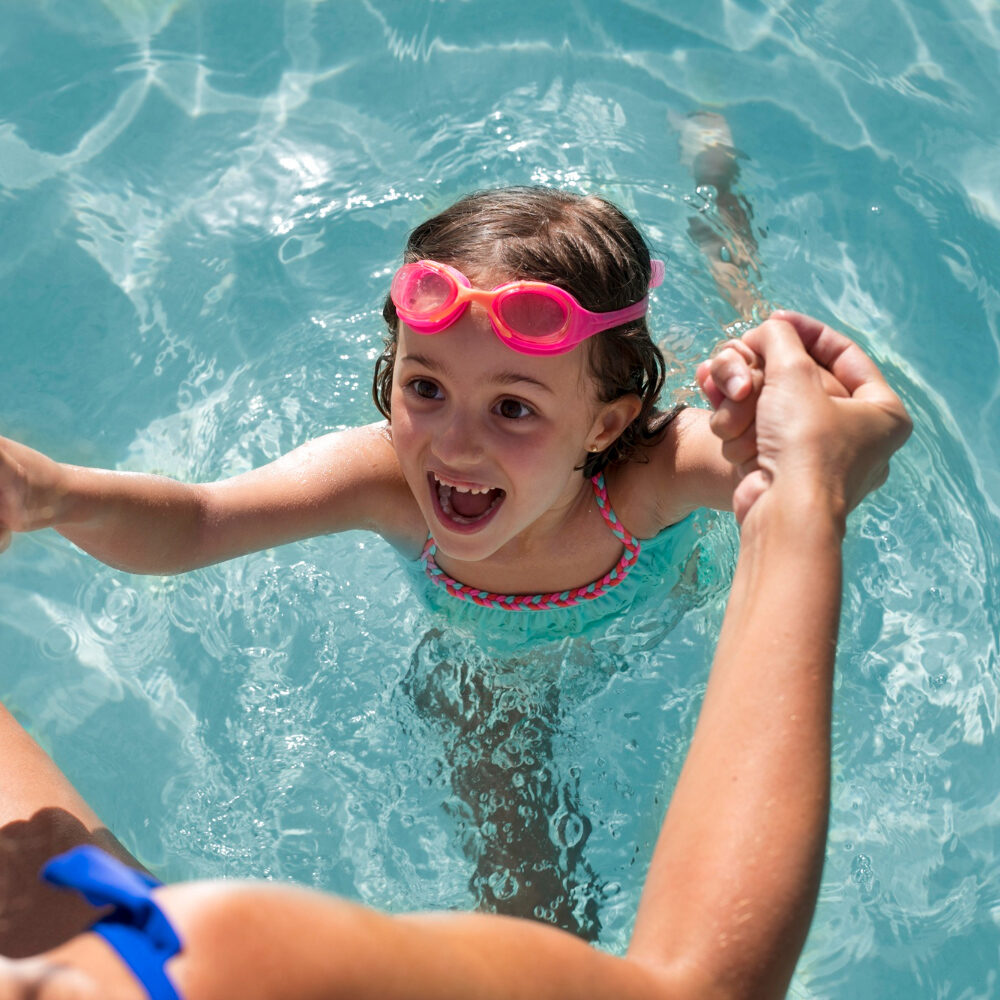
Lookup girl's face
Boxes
[389,293,633,565]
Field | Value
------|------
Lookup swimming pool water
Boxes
[1,0,998,995]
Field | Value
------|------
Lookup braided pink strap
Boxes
[421,473,640,611]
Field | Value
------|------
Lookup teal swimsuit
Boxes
[411,474,707,653]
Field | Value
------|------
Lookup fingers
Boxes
[765,311,904,403]
[699,325,848,473]
[718,424,758,469]
[740,316,828,385]
[695,360,725,410]
[817,367,850,400]
[699,313,911,520]
[697,341,763,441]
[709,340,759,401]
[732,469,770,524]
[760,311,912,448]
[697,340,764,482]
[702,318,849,401]
[0,526,10,555]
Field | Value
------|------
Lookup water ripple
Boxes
[1,2,999,994]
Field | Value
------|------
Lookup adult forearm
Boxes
[630,486,843,998]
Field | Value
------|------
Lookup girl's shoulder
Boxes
[609,406,732,538]
[305,422,427,557]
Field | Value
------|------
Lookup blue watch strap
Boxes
[42,845,183,1000]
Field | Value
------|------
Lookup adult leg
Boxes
[0,701,142,957]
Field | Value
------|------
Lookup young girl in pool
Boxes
[0,186,759,607]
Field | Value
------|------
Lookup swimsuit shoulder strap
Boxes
[589,471,637,547]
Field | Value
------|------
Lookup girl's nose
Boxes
[433,412,485,466]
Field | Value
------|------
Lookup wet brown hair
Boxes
[373,186,680,477]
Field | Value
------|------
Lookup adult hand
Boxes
[698,311,911,525]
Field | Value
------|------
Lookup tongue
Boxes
[449,487,498,519]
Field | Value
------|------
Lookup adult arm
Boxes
[0,702,144,959]
[0,424,425,573]
[627,315,911,997]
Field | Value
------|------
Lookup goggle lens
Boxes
[496,289,569,341]
[396,268,455,314]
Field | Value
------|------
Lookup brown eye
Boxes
[409,378,441,399]
[496,398,532,420]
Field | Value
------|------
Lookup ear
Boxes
[586,393,642,452]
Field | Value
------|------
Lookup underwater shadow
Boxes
[402,629,603,941]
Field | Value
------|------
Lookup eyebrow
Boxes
[399,352,556,395]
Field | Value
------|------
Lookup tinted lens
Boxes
[397,267,454,315]
[496,290,568,340]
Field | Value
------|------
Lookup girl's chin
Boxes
[424,506,509,568]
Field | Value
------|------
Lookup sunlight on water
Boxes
[1,1,998,995]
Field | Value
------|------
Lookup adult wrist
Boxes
[741,479,847,548]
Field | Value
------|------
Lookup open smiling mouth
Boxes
[429,473,506,530]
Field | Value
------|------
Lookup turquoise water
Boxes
[1,0,998,994]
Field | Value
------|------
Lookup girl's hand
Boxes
[703,312,911,524]
[0,436,66,553]
[696,339,764,471]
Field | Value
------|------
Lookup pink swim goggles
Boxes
[390,258,665,356]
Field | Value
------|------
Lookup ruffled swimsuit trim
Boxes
[421,473,640,611]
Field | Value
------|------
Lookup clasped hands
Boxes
[697,310,913,526]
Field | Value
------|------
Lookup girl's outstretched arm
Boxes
[0,423,424,575]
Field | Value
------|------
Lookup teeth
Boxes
[433,474,494,495]
[433,472,505,525]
